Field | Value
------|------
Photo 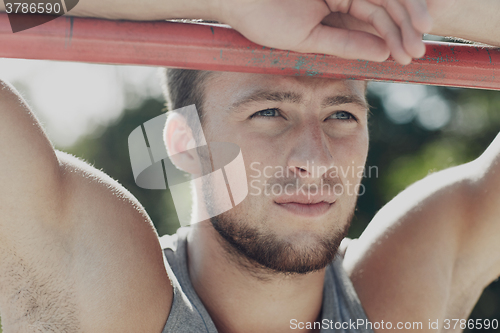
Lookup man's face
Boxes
[199,72,369,274]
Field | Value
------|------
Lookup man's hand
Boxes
[5,0,498,62]
[213,0,434,65]
[0,0,433,64]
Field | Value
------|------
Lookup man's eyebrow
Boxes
[229,90,368,112]
[230,90,302,110]
[321,95,369,110]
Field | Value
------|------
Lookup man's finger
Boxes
[368,0,432,33]
[297,24,391,61]
[350,0,412,64]
[400,0,433,33]
[384,0,426,58]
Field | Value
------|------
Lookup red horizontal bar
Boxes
[1,13,500,90]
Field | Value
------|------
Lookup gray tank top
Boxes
[160,227,374,333]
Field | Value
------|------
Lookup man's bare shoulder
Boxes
[0,151,173,332]
[56,150,148,221]
[342,162,480,325]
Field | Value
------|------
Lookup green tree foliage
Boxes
[66,97,181,236]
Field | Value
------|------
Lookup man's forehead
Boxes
[208,72,365,92]
[204,72,367,109]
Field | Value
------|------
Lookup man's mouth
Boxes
[274,194,336,217]
[275,201,334,217]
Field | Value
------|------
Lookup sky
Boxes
[0,58,163,147]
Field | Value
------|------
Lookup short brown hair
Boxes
[161,68,214,144]
[161,68,213,118]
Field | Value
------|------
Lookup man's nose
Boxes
[287,124,335,179]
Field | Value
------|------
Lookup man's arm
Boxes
[0,81,172,331]
[0,0,433,64]
[458,133,500,285]
[0,80,63,238]
[2,1,500,62]
[0,0,214,20]
[428,0,500,47]
[344,134,500,324]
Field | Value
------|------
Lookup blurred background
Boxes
[0,57,499,332]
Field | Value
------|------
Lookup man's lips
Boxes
[275,201,333,217]
[274,194,336,217]
[274,194,336,205]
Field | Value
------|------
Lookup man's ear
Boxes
[164,112,203,175]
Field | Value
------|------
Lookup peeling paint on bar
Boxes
[0,13,499,90]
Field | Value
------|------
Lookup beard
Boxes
[200,156,357,276]
[209,207,352,276]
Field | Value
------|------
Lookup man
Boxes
[0,0,499,332]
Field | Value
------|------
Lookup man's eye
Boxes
[251,108,280,118]
[328,111,356,121]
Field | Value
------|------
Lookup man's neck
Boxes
[186,222,326,333]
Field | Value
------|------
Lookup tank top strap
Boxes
[320,254,374,332]
[160,228,219,333]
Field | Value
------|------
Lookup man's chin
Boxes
[209,214,350,275]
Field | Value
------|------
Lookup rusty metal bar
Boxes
[1,13,499,90]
